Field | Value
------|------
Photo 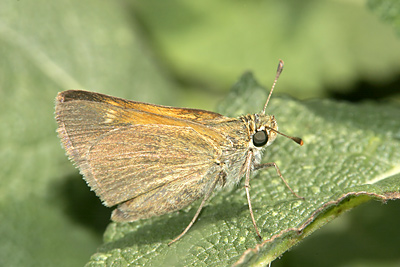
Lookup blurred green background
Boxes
[1,0,399,266]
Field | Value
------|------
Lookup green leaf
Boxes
[86,73,400,266]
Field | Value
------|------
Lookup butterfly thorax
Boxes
[214,113,278,188]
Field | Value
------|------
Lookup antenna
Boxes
[262,59,284,115]
[265,126,303,146]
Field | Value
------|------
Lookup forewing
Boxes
[85,124,219,206]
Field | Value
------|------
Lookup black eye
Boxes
[253,130,268,147]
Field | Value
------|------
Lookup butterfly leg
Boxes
[168,172,222,246]
[244,152,262,239]
[254,162,304,199]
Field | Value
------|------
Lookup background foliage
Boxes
[0,0,399,266]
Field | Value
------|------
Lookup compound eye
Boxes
[253,130,268,147]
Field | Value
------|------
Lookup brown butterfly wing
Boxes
[55,90,227,219]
